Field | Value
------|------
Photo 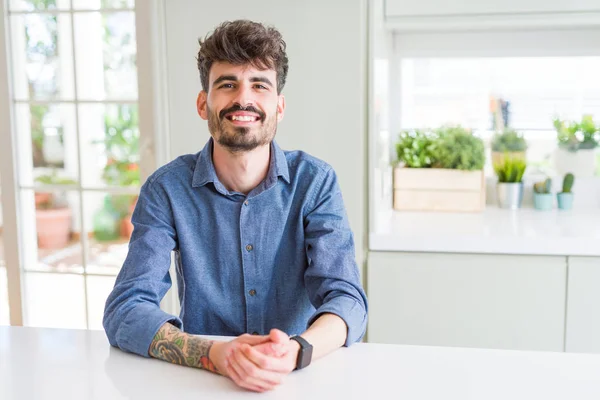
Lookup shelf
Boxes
[370,206,600,256]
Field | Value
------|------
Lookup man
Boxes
[103,19,367,393]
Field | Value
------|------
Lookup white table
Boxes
[2,326,600,399]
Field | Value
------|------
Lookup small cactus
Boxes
[534,178,552,194]
[562,173,574,193]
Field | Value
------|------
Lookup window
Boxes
[385,27,600,178]
[2,0,146,329]
[399,56,600,174]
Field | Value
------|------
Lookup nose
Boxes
[231,83,255,108]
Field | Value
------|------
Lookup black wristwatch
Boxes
[290,335,313,370]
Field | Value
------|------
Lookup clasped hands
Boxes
[209,329,301,392]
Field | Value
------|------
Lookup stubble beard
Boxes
[207,105,278,153]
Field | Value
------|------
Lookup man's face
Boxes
[197,62,285,152]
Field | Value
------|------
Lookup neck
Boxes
[211,140,271,195]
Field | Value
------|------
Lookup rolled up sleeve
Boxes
[303,167,368,346]
[103,179,182,357]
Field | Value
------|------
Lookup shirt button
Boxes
[244,200,249,206]
[252,331,259,335]
[249,289,257,296]
[246,244,253,251]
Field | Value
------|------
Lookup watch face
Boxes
[300,346,313,369]
[293,337,313,370]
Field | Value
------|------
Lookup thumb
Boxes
[237,333,271,346]
[269,328,289,345]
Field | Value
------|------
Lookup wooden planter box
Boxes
[393,167,486,212]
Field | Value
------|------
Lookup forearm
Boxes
[148,322,219,373]
[299,313,347,360]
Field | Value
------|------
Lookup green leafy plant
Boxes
[580,115,599,148]
[561,173,574,193]
[34,170,77,210]
[395,129,436,168]
[554,115,599,151]
[100,105,140,186]
[533,178,552,194]
[491,128,527,152]
[432,126,485,171]
[493,156,527,183]
[98,105,140,225]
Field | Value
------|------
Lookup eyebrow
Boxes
[212,75,274,88]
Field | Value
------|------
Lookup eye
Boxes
[254,84,268,90]
[219,83,235,89]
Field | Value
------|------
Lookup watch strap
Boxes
[290,335,313,370]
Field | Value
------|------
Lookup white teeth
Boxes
[231,115,256,122]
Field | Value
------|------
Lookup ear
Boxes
[276,94,286,122]
[197,91,208,120]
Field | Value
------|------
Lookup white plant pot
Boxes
[554,148,596,178]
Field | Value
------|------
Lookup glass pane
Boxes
[9,14,74,100]
[79,104,140,187]
[23,189,84,274]
[86,275,116,330]
[14,103,78,186]
[9,0,70,11]
[74,12,137,100]
[399,57,600,175]
[83,191,136,275]
[400,57,600,131]
[72,0,134,10]
[24,272,86,329]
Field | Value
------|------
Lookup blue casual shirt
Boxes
[103,138,368,357]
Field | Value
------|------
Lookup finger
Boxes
[227,351,271,392]
[235,333,271,346]
[244,343,292,373]
[232,345,283,386]
[269,329,289,345]
[253,341,287,358]
[228,347,276,392]
[227,362,265,392]
[233,345,282,385]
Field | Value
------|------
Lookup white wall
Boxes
[163,0,368,272]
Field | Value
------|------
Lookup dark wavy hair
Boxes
[197,20,289,94]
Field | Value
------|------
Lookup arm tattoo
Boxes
[148,323,218,373]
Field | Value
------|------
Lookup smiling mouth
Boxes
[225,114,262,126]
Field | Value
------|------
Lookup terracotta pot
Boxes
[36,207,72,249]
[35,192,52,207]
[121,215,134,239]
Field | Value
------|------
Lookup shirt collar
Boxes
[192,138,290,191]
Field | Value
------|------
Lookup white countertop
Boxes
[370,207,600,256]
[2,326,600,399]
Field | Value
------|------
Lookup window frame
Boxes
[0,0,172,327]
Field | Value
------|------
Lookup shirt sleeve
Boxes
[103,179,182,357]
[303,167,368,346]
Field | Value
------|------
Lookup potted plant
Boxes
[493,155,527,209]
[394,129,436,169]
[120,195,138,238]
[394,126,486,212]
[554,115,599,178]
[95,105,140,240]
[557,173,575,211]
[491,128,527,166]
[533,178,553,211]
[34,172,77,249]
